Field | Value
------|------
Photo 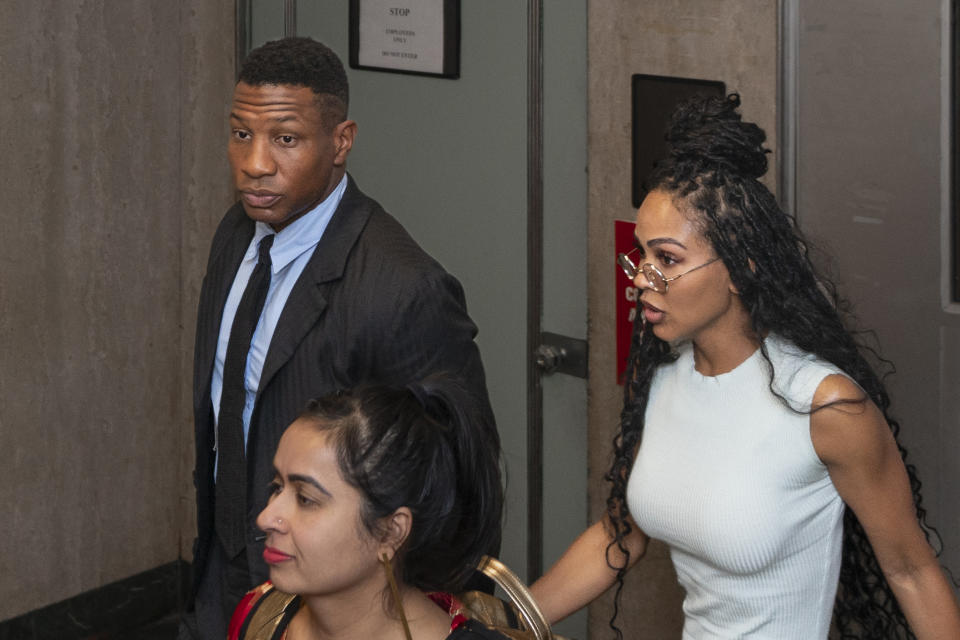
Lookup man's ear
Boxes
[378,506,412,560]
[332,120,357,166]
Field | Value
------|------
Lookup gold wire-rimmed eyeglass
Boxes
[617,247,721,294]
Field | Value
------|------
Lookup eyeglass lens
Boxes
[617,253,638,279]
[640,264,666,292]
[618,252,668,293]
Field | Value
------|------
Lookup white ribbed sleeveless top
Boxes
[627,335,846,639]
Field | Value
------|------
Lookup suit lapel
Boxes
[258,176,374,394]
[195,205,255,408]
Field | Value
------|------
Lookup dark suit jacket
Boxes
[191,176,495,591]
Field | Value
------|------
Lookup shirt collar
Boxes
[250,174,349,273]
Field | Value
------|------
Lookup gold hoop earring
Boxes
[380,553,412,640]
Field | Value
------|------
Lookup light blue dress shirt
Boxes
[211,175,347,468]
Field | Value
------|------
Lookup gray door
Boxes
[780,0,960,583]
[242,2,589,637]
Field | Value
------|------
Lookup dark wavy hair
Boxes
[298,376,502,594]
[604,93,941,638]
[238,36,349,130]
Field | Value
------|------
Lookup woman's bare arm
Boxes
[812,374,960,639]
[530,517,649,624]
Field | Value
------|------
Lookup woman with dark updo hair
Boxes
[531,94,960,638]
[227,378,508,640]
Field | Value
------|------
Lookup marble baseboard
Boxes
[0,560,190,640]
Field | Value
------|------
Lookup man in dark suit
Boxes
[179,37,496,640]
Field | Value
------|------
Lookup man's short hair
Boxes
[238,37,349,129]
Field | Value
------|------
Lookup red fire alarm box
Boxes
[615,220,639,384]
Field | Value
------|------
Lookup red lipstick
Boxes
[262,546,294,564]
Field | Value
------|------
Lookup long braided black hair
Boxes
[604,93,941,638]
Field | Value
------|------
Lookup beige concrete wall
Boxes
[586,1,777,637]
[177,0,238,564]
[0,0,234,620]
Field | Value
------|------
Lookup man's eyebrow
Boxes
[288,473,332,497]
[228,113,302,124]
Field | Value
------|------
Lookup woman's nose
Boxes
[633,268,652,291]
[256,496,286,533]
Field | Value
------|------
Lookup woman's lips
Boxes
[262,546,294,564]
[641,301,665,324]
[242,191,282,208]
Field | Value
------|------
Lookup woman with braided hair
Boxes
[530,94,960,638]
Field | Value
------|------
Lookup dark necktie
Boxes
[215,233,275,558]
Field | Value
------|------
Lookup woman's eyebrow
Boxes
[288,473,332,497]
[647,237,688,250]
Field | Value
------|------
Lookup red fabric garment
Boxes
[428,591,469,630]
[228,582,274,640]
[228,583,474,639]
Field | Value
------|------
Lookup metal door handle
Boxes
[535,344,566,374]
[534,332,587,378]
